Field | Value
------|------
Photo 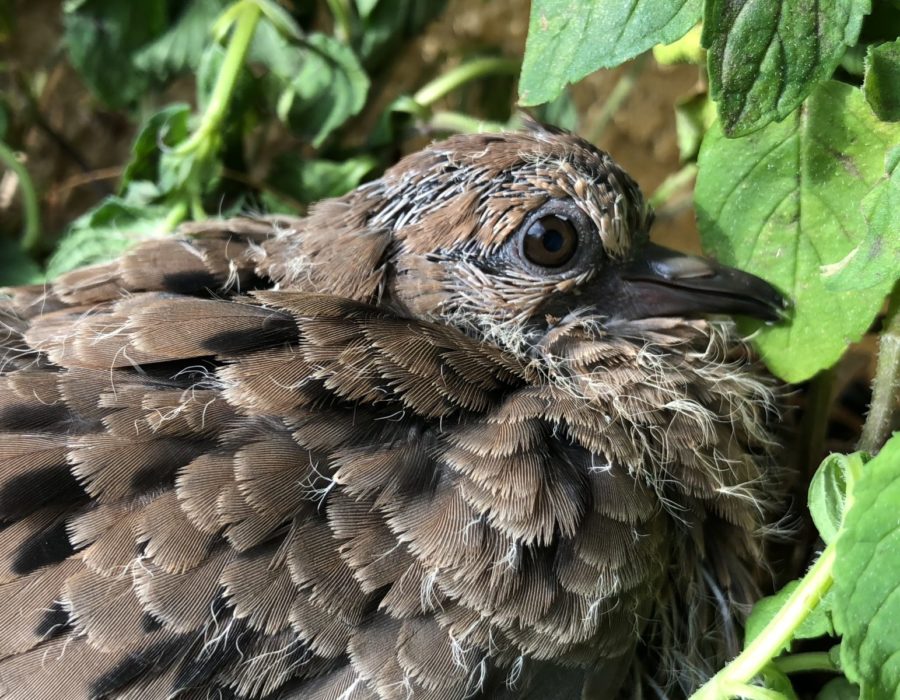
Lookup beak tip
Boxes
[621,245,794,324]
[770,292,793,324]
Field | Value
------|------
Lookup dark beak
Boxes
[617,244,789,322]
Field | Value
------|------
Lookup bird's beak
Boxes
[617,243,789,322]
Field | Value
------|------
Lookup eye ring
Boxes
[522,215,579,268]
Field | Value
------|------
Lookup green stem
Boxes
[588,53,648,142]
[800,366,838,475]
[326,0,353,42]
[772,652,840,675]
[413,57,519,108]
[722,683,788,700]
[648,162,698,208]
[689,544,836,700]
[858,288,900,453]
[163,200,190,232]
[428,110,507,134]
[175,0,261,158]
[0,140,42,252]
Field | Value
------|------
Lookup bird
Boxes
[0,122,787,700]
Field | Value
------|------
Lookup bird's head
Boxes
[258,122,786,352]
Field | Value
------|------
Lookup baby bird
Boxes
[0,123,786,700]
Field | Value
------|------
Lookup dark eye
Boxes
[522,215,578,267]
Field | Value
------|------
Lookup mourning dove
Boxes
[0,123,786,699]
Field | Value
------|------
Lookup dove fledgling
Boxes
[0,124,786,699]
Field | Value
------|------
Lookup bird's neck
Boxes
[534,315,780,514]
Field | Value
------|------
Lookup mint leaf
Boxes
[267,156,377,206]
[133,0,228,79]
[653,23,705,65]
[746,582,835,651]
[253,27,369,147]
[817,678,860,700]
[863,39,900,121]
[695,81,900,382]
[120,104,192,192]
[832,433,900,700]
[63,0,167,107]
[46,197,170,278]
[810,452,868,545]
[352,0,446,68]
[531,89,579,132]
[760,666,801,700]
[519,0,702,106]
[703,0,870,136]
[825,152,900,293]
[675,91,716,162]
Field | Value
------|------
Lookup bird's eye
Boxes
[522,215,578,267]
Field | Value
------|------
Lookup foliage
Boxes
[1,1,899,698]
[695,81,897,382]
[518,0,702,104]
[520,2,899,698]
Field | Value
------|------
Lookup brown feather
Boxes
[0,126,783,699]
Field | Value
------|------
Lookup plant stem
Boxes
[0,140,42,253]
[799,365,837,475]
[175,0,261,158]
[689,544,836,700]
[772,652,839,675]
[163,200,190,232]
[326,0,353,42]
[588,53,648,142]
[413,57,519,108]
[428,110,507,134]
[722,683,788,700]
[858,289,900,453]
[648,162,698,208]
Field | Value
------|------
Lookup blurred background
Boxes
[0,0,704,276]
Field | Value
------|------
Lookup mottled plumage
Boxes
[0,124,785,699]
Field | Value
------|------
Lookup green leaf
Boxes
[825,151,900,292]
[863,39,900,121]
[703,0,870,136]
[832,433,900,700]
[352,0,446,68]
[817,677,861,700]
[519,0,702,106]
[653,23,704,65]
[809,452,868,545]
[695,81,900,382]
[746,582,836,651]
[253,27,369,147]
[354,0,380,19]
[253,0,303,40]
[133,0,228,79]
[674,91,716,162]
[267,155,377,206]
[760,666,801,700]
[120,104,192,192]
[531,89,579,132]
[0,240,43,286]
[63,0,168,107]
[46,197,170,278]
